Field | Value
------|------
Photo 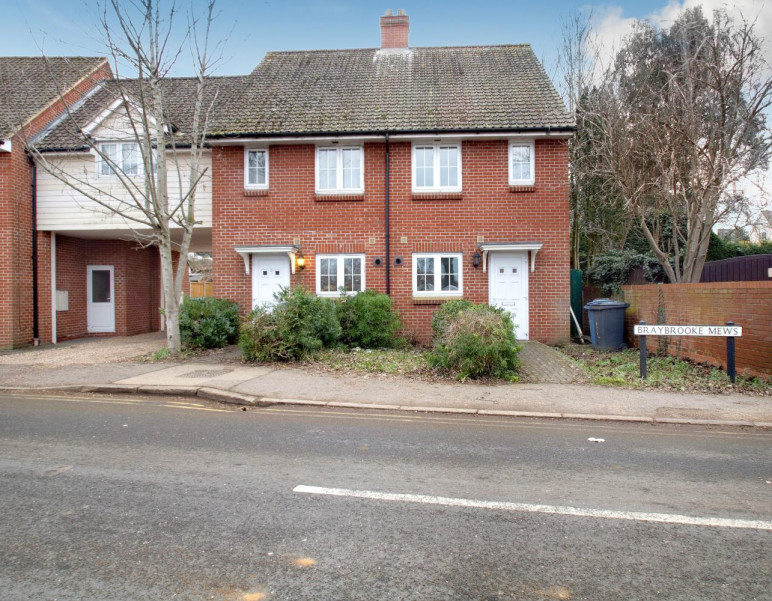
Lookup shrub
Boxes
[427,303,521,381]
[431,299,475,341]
[586,250,665,296]
[239,308,292,362]
[239,287,341,362]
[337,289,402,348]
[179,296,240,350]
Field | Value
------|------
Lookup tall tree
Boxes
[583,8,772,282]
[557,11,634,269]
[24,0,223,351]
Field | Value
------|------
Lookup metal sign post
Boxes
[633,322,742,383]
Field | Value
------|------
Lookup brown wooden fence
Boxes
[700,254,772,282]
[189,282,213,298]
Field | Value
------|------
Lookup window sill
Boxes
[508,184,535,193]
[412,296,463,305]
[244,188,269,197]
[411,192,463,201]
[315,193,365,202]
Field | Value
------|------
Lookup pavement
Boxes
[1,334,770,427]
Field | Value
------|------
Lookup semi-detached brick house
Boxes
[206,11,574,343]
[17,10,573,347]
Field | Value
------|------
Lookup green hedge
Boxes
[179,297,240,349]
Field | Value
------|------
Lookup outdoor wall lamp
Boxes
[296,254,306,270]
[473,251,481,269]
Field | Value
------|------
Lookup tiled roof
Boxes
[0,56,108,138]
[35,76,248,150]
[209,45,574,136]
[35,44,573,149]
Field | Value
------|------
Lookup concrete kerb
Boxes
[0,385,768,429]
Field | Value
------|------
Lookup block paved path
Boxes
[517,341,584,384]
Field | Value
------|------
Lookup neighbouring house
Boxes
[0,56,112,348]
[10,10,572,347]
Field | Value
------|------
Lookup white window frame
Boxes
[315,146,364,194]
[411,143,462,193]
[315,254,366,297]
[96,141,145,178]
[412,252,463,297]
[244,148,269,189]
[508,139,535,185]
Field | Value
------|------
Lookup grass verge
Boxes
[300,347,435,379]
[561,345,770,395]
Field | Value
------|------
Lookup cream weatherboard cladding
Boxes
[36,151,212,230]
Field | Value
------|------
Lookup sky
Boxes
[7,0,769,77]
[3,0,772,227]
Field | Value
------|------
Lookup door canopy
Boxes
[478,242,542,272]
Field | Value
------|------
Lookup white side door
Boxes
[87,265,115,333]
[252,254,290,310]
[489,252,529,340]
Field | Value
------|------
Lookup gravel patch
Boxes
[0,333,165,367]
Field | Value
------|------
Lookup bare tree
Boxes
[557,10,636,269]
[24,0,223,352]
[583,8,772,282]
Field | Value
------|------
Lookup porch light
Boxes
[296,254,306,270]
[473,251,481,269]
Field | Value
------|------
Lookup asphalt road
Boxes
[0,392,770,600]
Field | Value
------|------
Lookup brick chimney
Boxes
[380,9,409,49]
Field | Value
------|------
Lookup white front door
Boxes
[87,265,115,333]
[252,254,290,310]
[489,252,529,340]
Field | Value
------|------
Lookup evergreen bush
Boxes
[179,296,240,350]
[337,289,402,348]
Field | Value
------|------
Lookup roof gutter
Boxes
[207,125,575,143]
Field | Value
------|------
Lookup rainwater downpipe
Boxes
[384,132,391,295]
[30,158,40,345]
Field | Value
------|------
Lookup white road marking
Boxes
[293,485,772,531]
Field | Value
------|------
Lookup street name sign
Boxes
[633,324,742,337]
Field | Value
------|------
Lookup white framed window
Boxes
[509,140,535,185]
[97,142,145,177]
[412,253,463,297]
[411,144,461,192]
[316,254,365,296]
[245,148,269,189]
[315,146,364,194]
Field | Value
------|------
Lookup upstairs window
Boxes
[98,142,142,177]
[245,148,269,189]
[316,146,364,194]
[316,254,365,296]
[412,144,461,192]
[509,141,535,185]
[412,253,463,297]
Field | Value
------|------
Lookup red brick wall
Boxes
[36,235,161,342]
[622,282,772,377]
[0,143,34,348]
[212,139,570,344]
[0,60,111,348]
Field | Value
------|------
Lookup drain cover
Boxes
[183,368,233,379]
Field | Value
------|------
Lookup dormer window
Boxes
[98,142,141,177]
